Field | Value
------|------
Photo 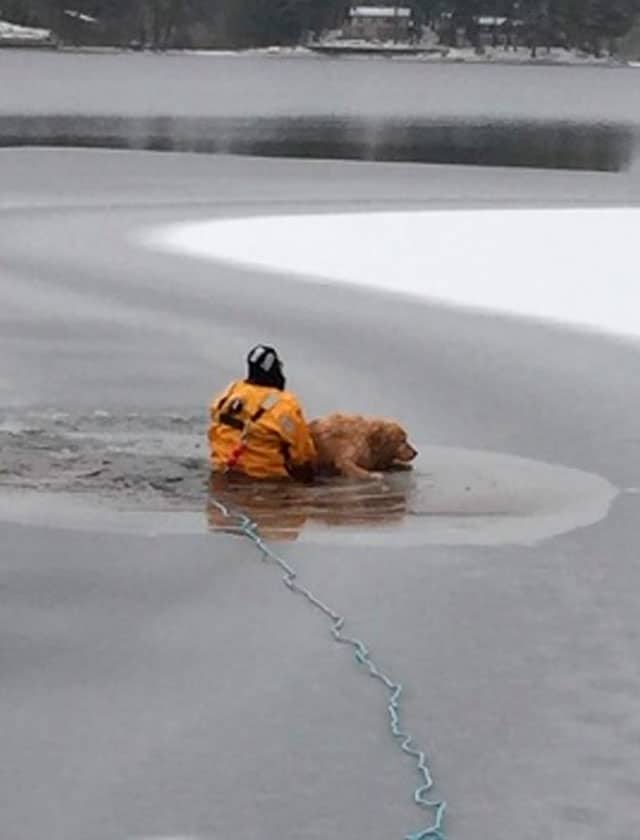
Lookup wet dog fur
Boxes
[309,413,418,480]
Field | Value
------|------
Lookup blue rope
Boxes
[209,498,447,840]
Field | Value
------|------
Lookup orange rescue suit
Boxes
[208,380,316,480]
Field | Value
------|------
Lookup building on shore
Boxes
[344,6,414,43]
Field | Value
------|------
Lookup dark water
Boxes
[0,114,633,171]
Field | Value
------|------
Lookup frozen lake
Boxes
[1,52,639,840]
[2,50,640,122]
[1,50,640,170]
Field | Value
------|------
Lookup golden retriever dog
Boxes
[309,413,418,480]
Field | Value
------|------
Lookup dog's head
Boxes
[369,420,418,467]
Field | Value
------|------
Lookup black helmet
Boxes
[246,345,286,390]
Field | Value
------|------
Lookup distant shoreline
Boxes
[1,42,637,68]
[304,44,632,67]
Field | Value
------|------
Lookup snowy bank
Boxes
[143,207,640,342]
[435,45,624,66]
[0,19,54,45]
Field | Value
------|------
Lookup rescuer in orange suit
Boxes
[208,345,316,482]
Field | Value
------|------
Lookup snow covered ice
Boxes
[146,206,640,343]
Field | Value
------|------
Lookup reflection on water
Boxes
[206,472,413,541]
[0,114,634,171]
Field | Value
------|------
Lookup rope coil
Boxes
[209,497,447,840]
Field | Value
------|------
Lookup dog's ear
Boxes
[367,420,387,449]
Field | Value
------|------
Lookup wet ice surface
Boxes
[1,150,639,840]
[2,114,632,171]
[0,408,617,546]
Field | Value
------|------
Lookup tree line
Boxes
[1,0,637,52]
[437,1,639,56]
